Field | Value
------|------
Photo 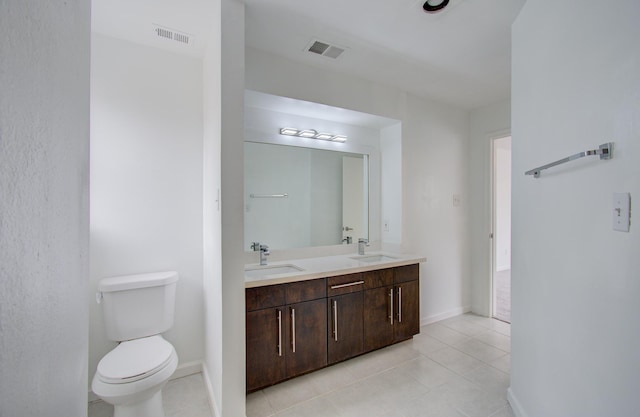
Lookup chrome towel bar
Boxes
[249,193,288,198]
[525,142,613,178]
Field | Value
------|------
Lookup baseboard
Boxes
[88,360,206,403]
[420,305,471,326]
[171,360,203,380]
[507,387,528,417]
[201,364,221,417]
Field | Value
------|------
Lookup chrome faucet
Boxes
[251,242,270,265]
[259,244,270,265]
[358,238,369,256]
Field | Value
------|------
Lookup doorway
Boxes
[492,136,511,323]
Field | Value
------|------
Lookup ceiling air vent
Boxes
[153,25,192,46]
[306,39,346,59]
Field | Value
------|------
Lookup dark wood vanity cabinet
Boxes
[246,264,420,392]
[246,279,327,392]
[363,264,420,352]
[327,274,365,364]
[392,267,420,341]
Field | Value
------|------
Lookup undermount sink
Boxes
[244,264,304,279]
[350,254,398,263]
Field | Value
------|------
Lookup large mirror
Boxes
[244,142,369,250]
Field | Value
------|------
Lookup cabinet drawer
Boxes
[363,268,394,289]
[327,273,364,296]
[286,278,326,304]
[394,264,419,284]
[246,285,286,312]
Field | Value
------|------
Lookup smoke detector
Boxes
[153,24,192,46]
[305,39,347,59]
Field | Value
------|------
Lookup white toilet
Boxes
[92,271,179,417]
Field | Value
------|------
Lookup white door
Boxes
[492,136,512,323]
[342,156,367,244]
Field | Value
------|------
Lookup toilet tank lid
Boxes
[98,271,179,293]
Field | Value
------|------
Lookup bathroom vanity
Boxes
[245,253,424,392]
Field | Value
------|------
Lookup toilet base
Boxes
[113,390,164,417]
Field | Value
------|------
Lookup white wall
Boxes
[0,1,90,416]
[219,0,247,415]
[402,94,471,322]
[202,1,223,413]
[510,1,640,416]
[381,123,403,246]
[469,100,511,316]
[89,34,204,385]
[246,46,472,323]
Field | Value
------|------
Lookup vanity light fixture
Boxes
[297,129,318,138]
[279,127,299,136]
[331,135,347,143]
[314,132,334,140]
[279,127,348,142]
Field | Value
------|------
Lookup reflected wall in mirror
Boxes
[244,142,368,250]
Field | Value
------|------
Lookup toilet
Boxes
[92,271,179,417]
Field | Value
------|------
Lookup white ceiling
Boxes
[92,0,526,110]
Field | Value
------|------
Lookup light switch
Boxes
[612,192,630,232]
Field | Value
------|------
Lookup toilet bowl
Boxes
[92,336,178,417]
[92,271,179,417]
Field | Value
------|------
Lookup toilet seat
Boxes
[97,335,174,384]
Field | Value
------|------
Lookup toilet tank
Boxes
[98,271,179,342]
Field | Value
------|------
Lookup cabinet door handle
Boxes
[331,280,365,290]
[277,309,282,357]
[332,300,338,342]
[398,286,403,323]
[291,307,296,353]
[389,287,394,325]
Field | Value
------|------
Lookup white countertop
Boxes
[245,252,426,288]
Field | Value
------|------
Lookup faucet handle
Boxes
[251,242,260,251]
[260,244,270,254]
[358,238,369,245]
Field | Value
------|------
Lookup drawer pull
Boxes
[333,300,338,341]
[291,307,296,353]
[389,287,394,325]
[330,280,365,290]
[398,286,403,323]
[277,309,282,357]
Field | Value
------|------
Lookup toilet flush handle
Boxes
[96,292,103,304]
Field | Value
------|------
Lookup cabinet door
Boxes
[394,280,420,342]
[363,286,394,352]
[286,298,327,378]
[246,307,287,391]
[328,291,363,364]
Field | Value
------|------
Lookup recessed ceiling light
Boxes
[423,0,449,13]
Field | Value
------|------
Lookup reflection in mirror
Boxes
[245,142,368,250]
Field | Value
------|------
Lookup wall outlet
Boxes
[383,219,390,232]
[453,194,461,207]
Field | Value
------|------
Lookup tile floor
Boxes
[89,313,512,417]
[88,373,212,417]
[247,313,512,417]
